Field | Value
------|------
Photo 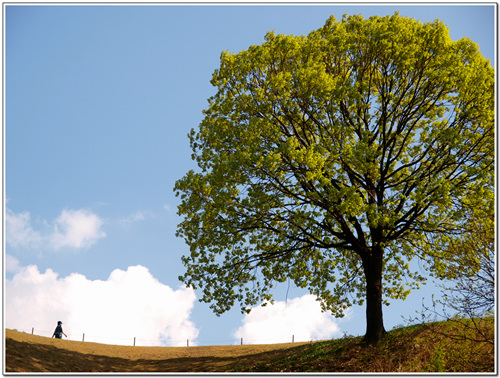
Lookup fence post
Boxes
[187,339,189,347]
[32,327,34,335]
[82,333,85,342]
[134,337,136,346]
[292,335,294,343]
[241,337,243,345]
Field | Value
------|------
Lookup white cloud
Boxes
[6,208,105,252]
[5,210,43,249]
[5,264,199,347]
[233,294,342,344]
[163,204,174,213]
[119,211,146,225]
[5,254,22,274]
[50,209,106,249]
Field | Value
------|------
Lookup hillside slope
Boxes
[4,329,308,373]
[5,320,495,373]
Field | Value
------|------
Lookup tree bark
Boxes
[362,248,387,344]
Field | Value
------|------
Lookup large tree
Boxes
[174,13,494,344]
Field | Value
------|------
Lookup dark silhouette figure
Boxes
[52,321,67,339]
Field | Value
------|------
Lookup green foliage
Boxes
[429,188,494,311]
[410,182,494,336]
[174,13,494,319]
[427,341,447,372]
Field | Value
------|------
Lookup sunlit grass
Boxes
[5,318,494,373]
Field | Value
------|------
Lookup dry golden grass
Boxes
[5,329,304,359]
[5,329,310,372]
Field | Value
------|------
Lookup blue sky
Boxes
[5,3,495,346]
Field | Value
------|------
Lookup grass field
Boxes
[4,329,309,373]
[4,319,495,373]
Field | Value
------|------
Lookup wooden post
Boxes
[134,337,136,346]
[292,335,294,343]
[187,339,189,347]
[82,333,85,342]
[241,337,243,345]
[32,327,34,335]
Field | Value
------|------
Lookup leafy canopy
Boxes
[174,13,494,317]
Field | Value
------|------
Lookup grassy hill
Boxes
[5,319,494,373]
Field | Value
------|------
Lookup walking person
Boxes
[52,321,67,339]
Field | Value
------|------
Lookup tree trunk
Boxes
[362,249,387,344]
